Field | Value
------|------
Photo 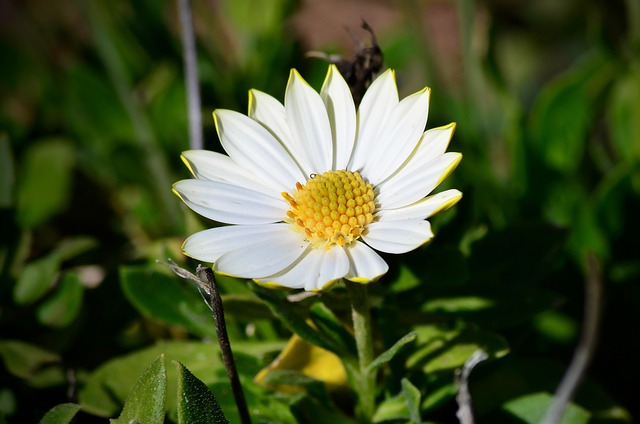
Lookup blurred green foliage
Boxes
[1,0,639,422]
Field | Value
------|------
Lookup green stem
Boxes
[84,1,183,234]
[346,281,376,422]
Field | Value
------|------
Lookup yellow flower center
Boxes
[282,170,377,249]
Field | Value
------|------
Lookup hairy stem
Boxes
[346,281,376,422]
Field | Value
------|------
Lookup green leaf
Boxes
[252,286,337,353]
[79,342,220,417]
[16,139,75,228]
[0,135,15,208]
[37,271,84,328]
[293,396,356,424]
[373,394,409,423]
[567,202,610,262]
[367,332,417,374]
[174,361,228,424]
[111,355,167,424]
[372,378,424,423]
[309,302,356,357]
[0,388,16,418]
[421,376,457,413]
[401,378,422,424]
[262,369,321,386]
[419,287,560,330]
[218,294,273,320]
[13,254,59,305]
[533,311,579,345]
[207,381,298,424]
[0,340,60,379]
[13,236,97,306]
[53,237,97,262]
[39,403,82,424]
[530,51,615,173]
[78,340,282,418]
[389,264,421,293]
[607,68,640,164]
[407,325,509,373]
[502,392,590,424]
[120,265,215,338]
[261,369,334,406]
[470,358,632,421]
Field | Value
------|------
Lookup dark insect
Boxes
[307,20,384,107]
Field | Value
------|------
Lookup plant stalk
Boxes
[197,266,251,424]
[346,281,376,422]
[177,0,204,150]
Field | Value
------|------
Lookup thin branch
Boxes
[541,254,603,424]
[196,265,252,424]
[177,0,203,150]
[160,260,251,424]
[455,350,488,424]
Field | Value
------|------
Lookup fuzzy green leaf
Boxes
[111,355,167,424]
[53,237,97,262]
[309,302,356,357]
[13,237,97,306]
[401,378,422,424]
[0,340,60,379]
[503,392,590,424]
[367,332,417,374]
[13,255,59,305]
[39,403,81,424]
[78,340,283,418]
[37,271,84,328]
[16,139,75,228]
[530,51,614,173]
[608,69,640,164]
[407,325,508,373]
[175,361,228,424]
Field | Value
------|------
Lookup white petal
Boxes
[362,87,431,184]
[320,65,357,170]
[412,123,457,168]
[214,109,305,192]
[285,69,333,173]
[182,224,290,262]
[173,179,287,224]
[348,69,398,171]
[248,89,314,175]
[181,150,273,192]
[363,220,434,254]
[257,246,350,291]
[344,241,389,283]
[377,123,456,186]
[215,226,309,279]
[376,152,462,210]
[377,189,463,221]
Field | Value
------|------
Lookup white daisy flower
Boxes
[173,65,462,291]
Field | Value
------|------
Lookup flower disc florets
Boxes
[283,170,376,249]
